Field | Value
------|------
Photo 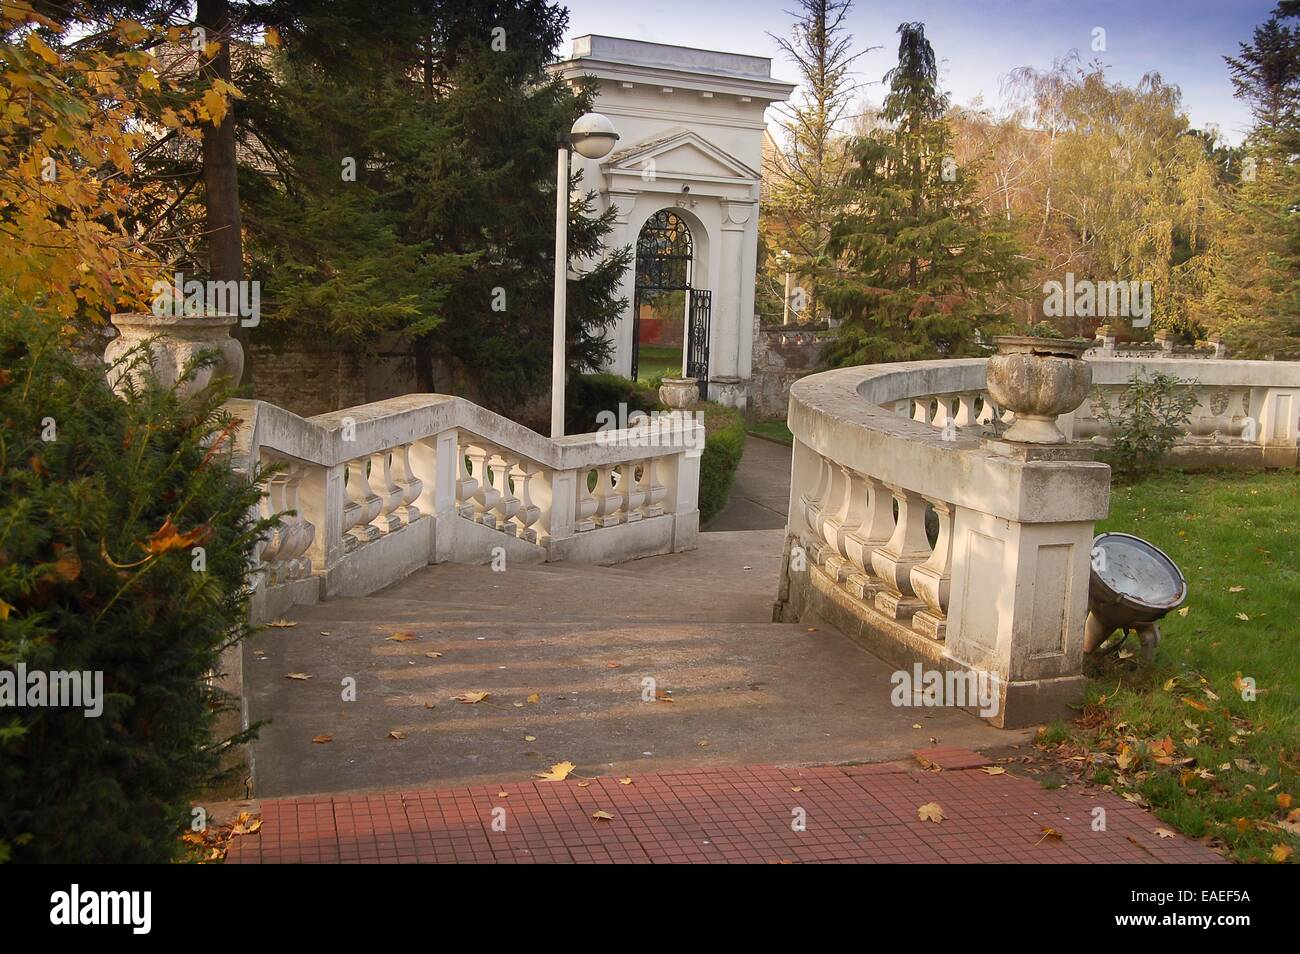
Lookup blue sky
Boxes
[560,0,1276,144]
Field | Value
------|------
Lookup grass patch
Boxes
[635,345,681,383]
[1047,470,1299,863]
[748,419,793,445]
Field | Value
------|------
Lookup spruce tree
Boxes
[1208,1,1300,356]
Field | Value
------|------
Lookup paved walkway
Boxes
[245,530,1021,797]
[223,747,1223,864]
[704,435,791,531]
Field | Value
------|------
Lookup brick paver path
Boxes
[225,748,1224,864]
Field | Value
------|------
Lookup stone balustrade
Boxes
[773,355,1300,728]
[898,358,1300,470]
[226,395,703,622]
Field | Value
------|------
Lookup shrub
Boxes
[0,305,268,863]
[699,403,746,523]
[1097,370,1197,479]
[565,372,663,435]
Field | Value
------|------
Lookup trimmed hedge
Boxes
[699,402,746,524]
[0,305,268,863]
[565,372,663,435]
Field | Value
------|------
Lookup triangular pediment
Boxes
[606,128,759,182]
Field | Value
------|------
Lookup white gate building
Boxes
[549,35,793,408]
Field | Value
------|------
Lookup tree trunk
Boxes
[197,0,249,380]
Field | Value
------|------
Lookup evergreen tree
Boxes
[1206,1,1300,356]
[825,23,1025,365]
[763,0,864,322]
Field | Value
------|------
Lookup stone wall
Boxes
[747,314,830,422]
[244,340,552,429]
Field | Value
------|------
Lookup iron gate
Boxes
[631,209,702,384]
[687,289,711,401]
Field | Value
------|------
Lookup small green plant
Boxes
[1026,321,1066,339]
[1096,370,1196,478]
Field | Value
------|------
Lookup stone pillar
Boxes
[714,201,752,390]
[607,193,638,377]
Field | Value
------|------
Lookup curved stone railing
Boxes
[226,394,703,622]
[774,356,1300,728]
[899,358,1300,470]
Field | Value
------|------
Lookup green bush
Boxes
[1097,370,1197,479]
[699,403,746,523]
[565,372,663,435]
[0,305,268,863]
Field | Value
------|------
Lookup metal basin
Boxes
[1084,532,1187,660]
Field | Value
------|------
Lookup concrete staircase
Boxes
[245,529,1024,798]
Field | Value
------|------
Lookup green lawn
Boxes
[635,345,681,383]
[1043,470,1299,863]
[748,420,793,445]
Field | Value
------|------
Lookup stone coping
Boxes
[787,359,1111,525]
[225,395,703,472]
[787,355,1300,525]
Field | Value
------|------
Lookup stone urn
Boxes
[103,312,244,398]
[986,336,1092,444]
[658,376,699,410]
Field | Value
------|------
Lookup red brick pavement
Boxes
[224,750,1225,864]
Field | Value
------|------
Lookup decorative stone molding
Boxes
[724,199,755,227]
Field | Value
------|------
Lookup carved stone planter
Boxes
[986,336,1092,444]
[658,376,699,410]
[103,312,244,398]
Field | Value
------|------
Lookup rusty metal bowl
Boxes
[1084,532,1187,661]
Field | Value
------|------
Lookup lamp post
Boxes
[552,112,619,438]
[779,250,794,326]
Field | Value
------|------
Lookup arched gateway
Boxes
[632,209,711,399]
[550,36,793,410]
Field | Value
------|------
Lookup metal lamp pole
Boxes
[551,113,619,438]
[551,138,570,438]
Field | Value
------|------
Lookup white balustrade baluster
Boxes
[391,443,423,522]
[643,456,667,517]
[622,462,646,522]
[344,457,381,548]
[454,436,479,518]
[843,473,893,602]
[953,394,977,427]
[871,484,932,620]
[512,461,541,543]
[466,444,499,527]
[593,464,625,528]
[910,497,954,640]
[370,450,404,533]
[575,468,597,532]
[490,453,521,536]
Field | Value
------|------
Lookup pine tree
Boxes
[825,22,1025,365]
[1206,1,1300,356]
